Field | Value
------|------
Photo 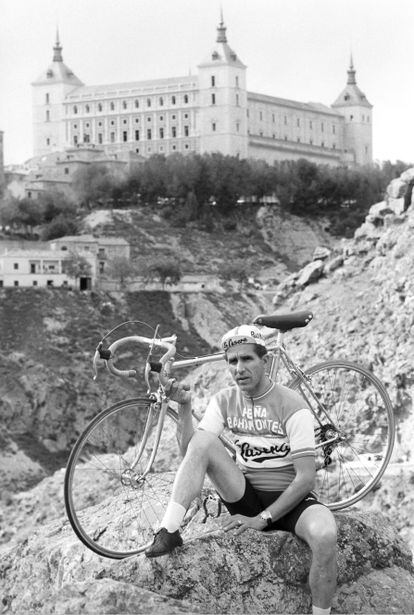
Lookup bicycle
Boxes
[64,310,395,559]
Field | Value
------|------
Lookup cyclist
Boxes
[145,324,337,615]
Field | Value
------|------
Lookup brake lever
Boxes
[93,342,112,381]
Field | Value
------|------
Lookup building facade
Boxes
[0,234,130,289]
[32,21,372,167]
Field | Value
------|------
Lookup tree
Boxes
[218,258,253,291]
[41,214,79,240]
[0,195,44,235]
[72,164,123,209]
[37,190,77,223]
[142,256,182,289]
[106,255,137,289]
[62,251,92,284]
[205,153,250,214]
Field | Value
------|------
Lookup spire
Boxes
[53,28,63,62]
[347,53,356,85]
[216,9,227,43]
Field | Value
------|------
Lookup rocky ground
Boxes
[1,168,414,613]
[1,497,413,614]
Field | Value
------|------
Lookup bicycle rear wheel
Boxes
[289,360,395,510]
[64,398,181,559]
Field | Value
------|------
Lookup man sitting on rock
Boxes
[145,324,337,615]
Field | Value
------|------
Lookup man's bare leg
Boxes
[294,505,337,614]
[170,430,244,514]
[158,430,245,532]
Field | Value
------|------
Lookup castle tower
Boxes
[332,56,373,165]
[31,30,83,157]
[197,15,248,157]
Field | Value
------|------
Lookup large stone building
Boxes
[32,19,372,167]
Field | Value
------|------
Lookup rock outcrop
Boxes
[272,167,414,301]
[256,203,333,269]
[1,501,413,614]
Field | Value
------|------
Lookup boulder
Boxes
[296,260,325,287]
[387,197,407,216]
[400,168,414,184]
[324,255,344,274]
[354,221,383,241]
[387,178,408,199]
[0,505,413,615]
[312,246,331,261]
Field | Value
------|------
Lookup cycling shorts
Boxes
[220,476,323,534]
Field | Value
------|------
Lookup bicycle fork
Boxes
[120,397,169,488]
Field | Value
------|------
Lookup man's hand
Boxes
[163,378,191,405]
[221,513,267,534]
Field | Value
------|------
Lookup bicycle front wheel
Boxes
[64,398,180,559]
[289,360,395,510]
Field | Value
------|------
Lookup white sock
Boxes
[160,502,187,533]
[312,607,331,615]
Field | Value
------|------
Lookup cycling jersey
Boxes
[198,381,315,491]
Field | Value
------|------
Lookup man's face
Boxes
[226,343,269,397]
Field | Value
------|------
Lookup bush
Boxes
[41,214,79,240]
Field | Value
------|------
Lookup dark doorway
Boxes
[79,277,92,291]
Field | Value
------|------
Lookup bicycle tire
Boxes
[64,398,183,559]
[289,360,395,510]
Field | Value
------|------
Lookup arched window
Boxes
[159,97,164,106]
[98,103,103,112]
[135,99,139,108]
[110,102,115,111]
[171,96,176,105]
[73,105,78,114]
[184,94,188,104]
[147,98,151,107]
[123,101,127,110]
[85,104,90,113]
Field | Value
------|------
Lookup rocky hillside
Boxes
[1,167,414,613]
[0,288,273,497]
[82,202,333,279]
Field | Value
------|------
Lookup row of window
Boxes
[132,142,193,155]
[74,125,191,145]
[13,262,58,272]
[250,112,339,133]
[210,92,241,106]
[70,94,190,115]
[70,112,189,129]
[252,131,339,148]
[210,75,240,87]
[349,114,370,122]
[1,280,60,287]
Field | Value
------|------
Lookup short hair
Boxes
[254,344,268,359]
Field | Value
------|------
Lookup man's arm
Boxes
[259,456,316,526]
[163,380,195,456]
[175,399,195,456]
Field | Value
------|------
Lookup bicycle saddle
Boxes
[253,311,313,332]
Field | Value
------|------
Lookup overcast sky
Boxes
[0,0,413,166]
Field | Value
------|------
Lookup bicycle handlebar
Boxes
[93,334,177,381]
